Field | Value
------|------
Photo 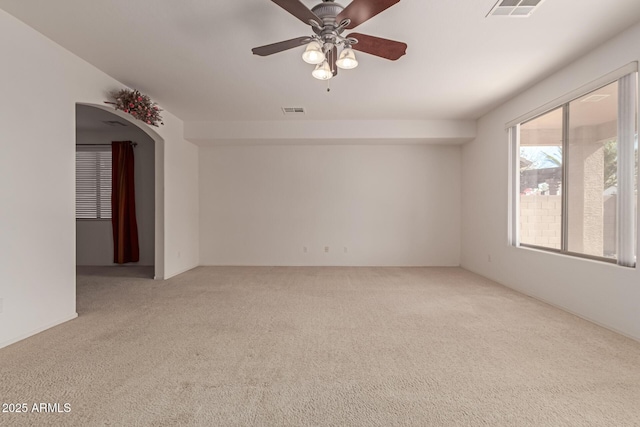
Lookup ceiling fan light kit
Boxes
[336,47,358,70]
[252,0,407,83]
[302,41,326,65]
[312,60,334,80]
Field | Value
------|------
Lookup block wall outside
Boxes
[520,194,626,257]
[520,195,562,249]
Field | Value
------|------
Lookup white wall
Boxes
[0,10,199,348]
[162,115,200,277]
[200,144,461,266]
[185,119,476,145]
[76,128,155,266]
[461,22,640,340]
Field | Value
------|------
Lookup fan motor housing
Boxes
[311,1,344,29]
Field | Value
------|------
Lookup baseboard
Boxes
[76,264,154,267]
[0,312,78,350]
[528,294,640,344]
[459,265,640,344]
[163,263,199,280]
[198,263,461,267]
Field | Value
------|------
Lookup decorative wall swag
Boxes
[105,89,164,127]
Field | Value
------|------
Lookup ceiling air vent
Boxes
[102,120,128,127]
[282,107,306,115]
[487,0,546,17]
[580,94,610,103]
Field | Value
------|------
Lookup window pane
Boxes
[519,107,563,249]
[567,81,618,259]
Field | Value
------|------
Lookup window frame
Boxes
[508,63,638,267]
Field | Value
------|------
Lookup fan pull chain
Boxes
[326,80,331,93]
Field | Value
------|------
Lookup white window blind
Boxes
[76,146,112,219]
[616,72,637,267]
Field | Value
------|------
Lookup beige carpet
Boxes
[1,267,640,426]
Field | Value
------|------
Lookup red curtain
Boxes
[112,141,139,264]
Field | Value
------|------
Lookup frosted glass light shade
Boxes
[336,47,358,70]
[312,60,333,80]
[302,42,325,65]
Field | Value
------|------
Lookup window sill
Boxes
[516,244,636,269]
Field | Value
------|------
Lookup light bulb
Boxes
[336,47,358,70]
[302,41,325,65]
[312,60,333,80]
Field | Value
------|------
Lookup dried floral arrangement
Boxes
[105,89,164,126]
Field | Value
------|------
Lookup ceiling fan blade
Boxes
[347,33,407,61]
[272,0,322,26]
[252,37,311,56]
[337,0,400,29]
[329,46,338,76]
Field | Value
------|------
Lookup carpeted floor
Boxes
[1,266,640,426]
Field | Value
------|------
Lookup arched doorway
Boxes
[75,103,165,279]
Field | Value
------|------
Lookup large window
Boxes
[511,69,638,267]
[76,146,112,219]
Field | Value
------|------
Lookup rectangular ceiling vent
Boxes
[282,107,306,115]
[102,120,128,127]
[487,0,546,17]
[580,94,610,103]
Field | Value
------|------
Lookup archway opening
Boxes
[75,103,165,279]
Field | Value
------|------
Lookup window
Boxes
[519,106,563,250]
[76,146,112,219]
[510,67,638,267]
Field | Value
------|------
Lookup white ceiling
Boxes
[2,0,640,122]
[76,104,132,132]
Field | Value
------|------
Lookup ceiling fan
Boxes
[252,0,407,81]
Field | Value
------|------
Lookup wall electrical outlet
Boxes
[324,246,329,253]
[303,246,308,253]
